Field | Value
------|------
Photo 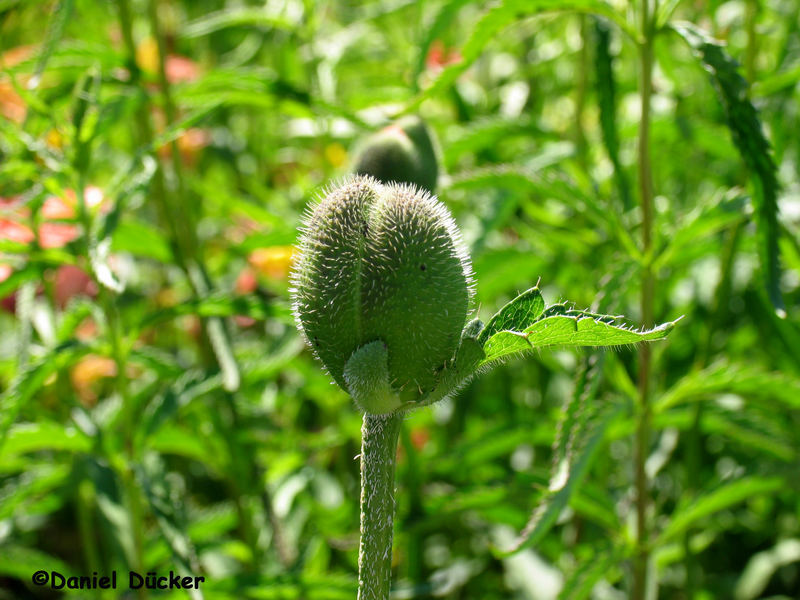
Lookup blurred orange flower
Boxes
[136,37,201,83]
[248,246,295,281]
[157,127,211,165]
[0,45,37,123]
[0,81,27,123]
[70,355,117,405]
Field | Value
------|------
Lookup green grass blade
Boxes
[656,362,800,413]
[180,7,294,38]
[593,19,631,210]
[656,476,784,546]
[29,0,74,91]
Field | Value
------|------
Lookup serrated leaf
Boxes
[480,315,678,366]
[673,22,783,313]
[494,406,620,557]
[656,476,784,546]
[477,286,545,345]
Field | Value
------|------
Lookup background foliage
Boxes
[1,0,799,598]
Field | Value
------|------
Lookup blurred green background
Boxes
[1,0,799,598]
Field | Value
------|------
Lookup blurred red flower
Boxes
[0,187,108,312]
[425,40,461,70]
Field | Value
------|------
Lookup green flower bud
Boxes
[291,176,473,413]
[352,116,439,194]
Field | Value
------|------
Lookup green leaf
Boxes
[0,265,40,299]
[477,286,545,345]
[593,19,631,210]
[110,218,173,262]
[481,315,679,366]
[180,7,294,38]
[656,476,784,546]
[0,465,71,521]
[552,353,605,485]
[442,117,550,169]
[0,545,75,580]
[137,454,201,575]
[494,406,621,557]
[735,539,800,600]
[140,294,285,330]
[559,544,625,600]
[673,23,783,314]
[451,168,640,260]
[653,190,746,270]
[55,298,97,343]
[0,422,91,461]
[403,0,633,113]
[0,341,90,449]
[656,362,800,413]
[29,0,74,91]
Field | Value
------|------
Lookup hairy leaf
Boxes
[673,23,783,313]
[481,314,678,366]
[495,406,620,556]
[478,286,545,344]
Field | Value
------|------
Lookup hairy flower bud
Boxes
[291,176,472,412]
[352,116,438,194]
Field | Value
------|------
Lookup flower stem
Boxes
[358,412,403,600]
[633,0,656,598]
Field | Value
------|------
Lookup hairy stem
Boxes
[358,413,403,600]
[633,0,656,598]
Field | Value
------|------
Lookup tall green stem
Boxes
[358,413,403,600]
[575,15,589,169]
[633,1,655,598]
